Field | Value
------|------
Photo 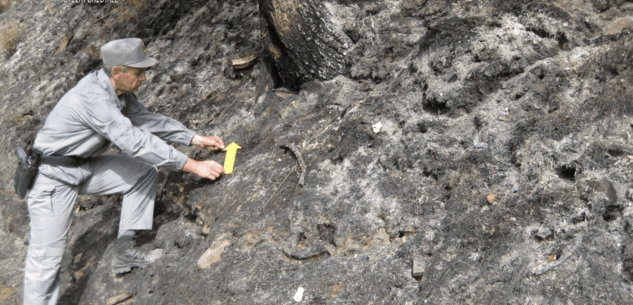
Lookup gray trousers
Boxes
[24,155,158,305]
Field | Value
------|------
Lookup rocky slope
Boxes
[1,0,633,304]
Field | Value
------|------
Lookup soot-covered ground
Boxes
[1,0,633,304]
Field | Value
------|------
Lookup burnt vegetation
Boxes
[2,0,633,304]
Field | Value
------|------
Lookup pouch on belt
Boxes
[14,143,39,199]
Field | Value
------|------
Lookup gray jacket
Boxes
[34,68,195,185]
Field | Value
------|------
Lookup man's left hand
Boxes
[191,134,225,150]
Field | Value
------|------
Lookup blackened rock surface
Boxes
[0,0,633,304]
[259,0,352,89]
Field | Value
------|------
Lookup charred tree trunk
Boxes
[258,0,351,89]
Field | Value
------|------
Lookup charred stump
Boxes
[258,0,351,89]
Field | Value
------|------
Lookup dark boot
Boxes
[112,236,163,274]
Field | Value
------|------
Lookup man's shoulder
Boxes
[72,71,116,104]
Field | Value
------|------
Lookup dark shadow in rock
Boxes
[422,98,450,116]
[602,205,623,222]
[58,203,119,305]
[572,212,587,224]
[419,17,480,53]
[556,164,578,181]
[317,223,335,245]
[185,175,224,193]
[136,198,185,248]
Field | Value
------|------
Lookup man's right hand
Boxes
[182,158,225,180]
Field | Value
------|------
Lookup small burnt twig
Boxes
[534,233,583,276]
[262,168,295,208]
[282,241,329,260]
[280,143,306,186]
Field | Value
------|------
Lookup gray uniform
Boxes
[24,69,195,305]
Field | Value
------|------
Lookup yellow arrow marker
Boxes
[222,142,241,174]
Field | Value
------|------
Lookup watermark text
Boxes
[63,0,119,3]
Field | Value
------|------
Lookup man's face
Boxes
[113,67,146,94]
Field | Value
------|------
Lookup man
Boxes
[24,38,225,305]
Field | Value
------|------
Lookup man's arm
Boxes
[71,96,188,170]
[126,95,226,150]
[182,158,225,180]
[191,134,225,150]
[122,94,227,180]
[183,135,226,180]
[125,94,196,146]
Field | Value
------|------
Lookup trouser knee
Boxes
[129,164,158,192]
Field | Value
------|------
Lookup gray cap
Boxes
[100,38,156,68]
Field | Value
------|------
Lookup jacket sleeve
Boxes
[125,94,196,146]
[72,95,189,171]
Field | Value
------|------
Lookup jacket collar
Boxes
[97,68,118,99]
[96,68,128,110]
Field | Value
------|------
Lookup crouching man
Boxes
[24,38,225,305]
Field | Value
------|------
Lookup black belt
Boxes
[39,155,87,166]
